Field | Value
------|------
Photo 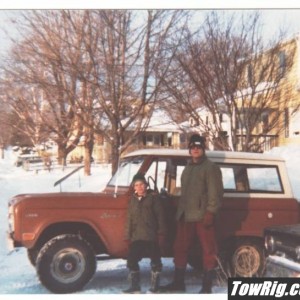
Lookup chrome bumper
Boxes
[6,231,17,253]
[265,255,300,277]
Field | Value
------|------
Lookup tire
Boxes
[229,239,265,277]
[27,248,39,266]
[36,234,96,293]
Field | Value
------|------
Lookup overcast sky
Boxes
[0,8,300,56]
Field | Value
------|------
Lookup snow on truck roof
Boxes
[124,148,285,162]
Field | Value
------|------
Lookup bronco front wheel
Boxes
[36,234,96,293]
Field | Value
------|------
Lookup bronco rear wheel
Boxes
[230,239,265,277]
[36,234,96,293]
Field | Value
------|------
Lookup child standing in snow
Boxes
[123,173,166,293]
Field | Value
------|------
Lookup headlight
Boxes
[295,246,300,261]
[265,235,275,254]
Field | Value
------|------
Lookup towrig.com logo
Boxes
[228,278,300,299]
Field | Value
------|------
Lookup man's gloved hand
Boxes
[202,211,215,228]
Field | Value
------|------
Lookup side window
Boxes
[219,163,283,194]
[247,167,282,192]
[220,167,236,190]
[220,165,249,192]
[145,160,167,192]
[168,158,188,196]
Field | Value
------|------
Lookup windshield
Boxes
[108,156,144,187]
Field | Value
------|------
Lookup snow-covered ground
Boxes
[1,145,300,300]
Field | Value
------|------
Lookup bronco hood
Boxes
[9,192,104,207]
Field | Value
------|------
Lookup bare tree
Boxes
[76,10,189,174]
[0,94,12,158]
[0,10,189,173]
[0,11,87,165]
[163,11,296,152]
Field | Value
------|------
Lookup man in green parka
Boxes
[162,133,223,294]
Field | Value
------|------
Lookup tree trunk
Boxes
[84,146,91,176]
[84,137,94,176]
[57,144,68,166]
[111,144,120,175]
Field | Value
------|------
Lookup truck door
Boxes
[145,157,188,256]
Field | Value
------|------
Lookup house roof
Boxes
[192,81,276,116]
[144,109,182,133]
[125,109,183,133]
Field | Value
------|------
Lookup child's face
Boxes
[134,180,147,196]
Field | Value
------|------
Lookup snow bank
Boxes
[267,145,300,200]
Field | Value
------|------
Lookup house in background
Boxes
[69,35,300,162]
[188,34,300,152]
[68,109,185,163]
[188,83,282,152]
[187,104,232,151]
[123,109,183,154]
[281,36,300,146]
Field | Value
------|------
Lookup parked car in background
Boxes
[7,149,299,293]
[15,154,43,167]
[264,224,300,277]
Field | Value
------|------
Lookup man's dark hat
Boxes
[188,134,206,149]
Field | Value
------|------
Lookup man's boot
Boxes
[160,268,185,292]
[148,271,161,293]
[199,269,215,294]
[123,271,141,294]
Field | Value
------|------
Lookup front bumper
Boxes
[6,231,21,253]
[265,255,300,277]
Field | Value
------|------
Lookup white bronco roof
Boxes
[124,148,284,163]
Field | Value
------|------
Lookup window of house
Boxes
[144,134,161,146]
[219,113,223,123]
[236,113,245,131]
[154,135,160,146]
[247,64,253,85]
[278,51,286,78]
[146,135,154,146]
[284,108,289,138]
[261,112,269,133]
[180,134,186,144]
[290,109,300,136]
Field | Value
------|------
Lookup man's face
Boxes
[190,145,204,161]
[134,180,147,196]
